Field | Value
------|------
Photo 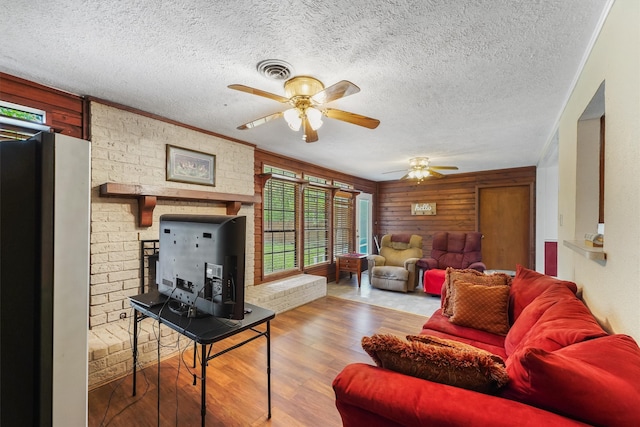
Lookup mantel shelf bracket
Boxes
[100,182,261,227]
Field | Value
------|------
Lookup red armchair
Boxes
[417,232,486,295]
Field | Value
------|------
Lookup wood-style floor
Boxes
[88,295,426,427]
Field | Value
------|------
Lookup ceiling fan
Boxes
[384,157,459,181]
[228,75,380,143]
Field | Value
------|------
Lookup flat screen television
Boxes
[157,214,246,320]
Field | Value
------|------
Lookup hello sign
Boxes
[411,202,436,216]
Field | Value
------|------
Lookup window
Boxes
[261,168,359,277]
[0,101,49,141]
[263,167,300,275]
[303,185,330,266]
[333,194,353,256]
[333,181,356,257]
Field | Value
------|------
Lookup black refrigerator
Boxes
[0,132,90,426]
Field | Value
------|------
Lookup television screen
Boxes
[157,214,246,320]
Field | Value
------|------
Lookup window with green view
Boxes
[263,167,299,274]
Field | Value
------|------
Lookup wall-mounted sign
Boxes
[411,202,436,216]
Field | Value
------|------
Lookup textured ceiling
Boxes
[0,1,610,181]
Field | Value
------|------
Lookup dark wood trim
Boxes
[138,196,157,227]
[335,188,361,198]
[257,172,349,193]
[257,172,307,186]
[82,97,91,140]
[0,72,85,138]
[99,182,260,227]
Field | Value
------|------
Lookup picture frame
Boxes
[166,145,216,186]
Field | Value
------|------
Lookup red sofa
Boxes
[333,265,640,426]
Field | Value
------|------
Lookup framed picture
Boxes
[166,145,216,186]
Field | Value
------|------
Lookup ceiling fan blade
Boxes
[237,111,284,130]
[428,170,444,178]
[324,108,380,129]
[302,116,318,143]
[311,80,360,104]
[382,169,406,174]
[400,174,410,180]
[429,165,459,170]
[228,84,290,103]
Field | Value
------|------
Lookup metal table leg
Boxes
[201,343,207,427]
[132,310,139,396]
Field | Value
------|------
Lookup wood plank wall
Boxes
[0,72,87,139]
[375,166,536,254]
[254,148,377,284]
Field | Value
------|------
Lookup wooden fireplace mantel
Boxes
[99,182,261,227]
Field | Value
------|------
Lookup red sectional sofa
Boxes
[333,265,640,426]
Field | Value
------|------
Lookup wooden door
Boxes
[478,185,533,270]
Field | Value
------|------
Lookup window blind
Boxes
[263,176,299,274]
[334,194,354,257]
[304,186,330,266]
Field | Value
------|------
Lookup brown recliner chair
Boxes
[417,231,486,295]
[367,234,423,292]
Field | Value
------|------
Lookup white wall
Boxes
[536,129,559,274]
[536,164,558,273]
[557,0,640,340]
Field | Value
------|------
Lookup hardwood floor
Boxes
[88,295,427,426]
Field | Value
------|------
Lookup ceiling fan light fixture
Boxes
[409,157,429,168]
[284,76,324,97]
[306,107,323,130]
[408,169,429,179]
[229,75,379,142]
[283,108,302,131]
[407,157,431,180]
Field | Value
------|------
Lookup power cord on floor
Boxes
[99,310,151,427]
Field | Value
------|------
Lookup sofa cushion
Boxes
[442,268,512,317]
[422,309,507,358]
[419,329,508,360]
[508,288,607,355]
[509,265,578,322]
[361,334,509,394]
[502,334,640,427]
[504,285,577,355]
[449,281,511,336]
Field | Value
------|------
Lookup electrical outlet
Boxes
[119,312,127,320]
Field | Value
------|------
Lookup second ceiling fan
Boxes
[384,157,459,181]
[228,75,380,143]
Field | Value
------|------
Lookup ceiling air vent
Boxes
[256,59,294,81]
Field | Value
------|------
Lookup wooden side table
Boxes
[335,254,368,287]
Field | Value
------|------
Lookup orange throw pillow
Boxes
[449,281,511,335]
[442,268,511,317]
